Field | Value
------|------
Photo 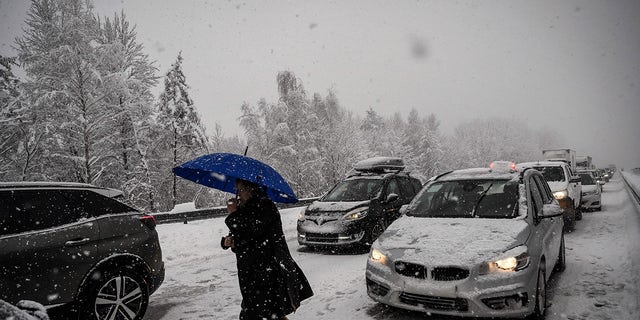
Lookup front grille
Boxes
[400,292,469,311]
[366,278,390,297]
[431,267,469,281]
[395,261,427,279]
[305,233,338,243]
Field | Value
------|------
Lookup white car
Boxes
[366,164,565,319]
[517,161,582,231]
[578,171,602,211]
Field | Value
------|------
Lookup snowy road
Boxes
[145,174,640,320]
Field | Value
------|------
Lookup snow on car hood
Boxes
[306,200,370,214]
[376,216,530,267]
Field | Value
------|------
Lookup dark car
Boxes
[297,157,422,248]
[0,182,164,320]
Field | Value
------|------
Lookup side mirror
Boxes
[541,203,563,219]
[399,204,409,215]
[385,193,399,204]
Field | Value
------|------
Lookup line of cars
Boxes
[296,156,600,319]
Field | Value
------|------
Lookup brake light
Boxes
[490,161,516,173]
[140,215,157,230]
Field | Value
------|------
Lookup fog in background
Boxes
[2,0,639,169]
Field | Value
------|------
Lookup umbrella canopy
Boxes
[173,153,298,203]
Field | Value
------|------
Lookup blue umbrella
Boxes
[173,153,298,203]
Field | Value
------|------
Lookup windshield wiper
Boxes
[471,183,493,217]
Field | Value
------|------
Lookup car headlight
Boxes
[342,207,368,220]
[480,247,529,274]
[553,190,568,200]
[369,248,388,265]
[297,207,306,221]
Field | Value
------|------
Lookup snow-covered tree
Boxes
[157,52,209,208]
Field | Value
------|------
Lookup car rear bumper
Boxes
[149,261,165,295]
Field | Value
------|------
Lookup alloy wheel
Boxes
[94,275,144,320]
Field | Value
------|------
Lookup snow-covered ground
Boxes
[145,172,640,320]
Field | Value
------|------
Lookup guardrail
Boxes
[621,171,640,205]
[154,197,320,224]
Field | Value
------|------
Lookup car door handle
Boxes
[64,238,91,247]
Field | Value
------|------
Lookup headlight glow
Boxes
[553,190,568,200]
[343,207,368,220]
[493,252,530,272]
[370,248,387,265]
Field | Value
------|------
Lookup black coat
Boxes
[223,196,313,320]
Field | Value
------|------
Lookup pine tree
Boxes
[157,52,209,208]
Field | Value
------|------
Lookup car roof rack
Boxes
[352,157,405,173]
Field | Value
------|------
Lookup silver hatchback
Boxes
[366,165,565,319]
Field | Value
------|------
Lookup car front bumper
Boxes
[365,259,538,318]
[297,219,367,246]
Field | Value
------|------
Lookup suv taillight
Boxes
[140,215,157,230]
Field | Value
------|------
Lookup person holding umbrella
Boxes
[221,179,313,320]
[173,152,313,320]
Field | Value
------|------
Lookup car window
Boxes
[58,190,136,217]
[322,178,383,202]
[0,190,86,236]
[528,178,544,217]
[408,179,518,218]
[385,179,400,197]
[579,173,595,185]
[533,175,552,204]
[534,166,566,182]
[397,177,415,200]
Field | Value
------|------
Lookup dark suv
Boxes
[0,182,164,320]
[297,157,422,248]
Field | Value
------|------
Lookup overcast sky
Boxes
[1,0,639,169]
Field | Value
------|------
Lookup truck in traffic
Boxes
[543,148,577,173]
[576,155,593,171]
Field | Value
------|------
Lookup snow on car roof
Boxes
[517,160,567,168]
[0,181,124,198]
[438,168,519,181]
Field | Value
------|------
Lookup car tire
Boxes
[554,234,566,272]
[564,205,576,233]
[76,267,149,320]
[364,220,386,247]
[532,268,547,320]
[575,207,583,220]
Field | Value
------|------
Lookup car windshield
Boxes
[533,166,565,182]
[322,178,383,202]
[407,179,519,218]
[580,173,595,185]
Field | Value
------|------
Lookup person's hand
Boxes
[223,235,234,248]
[227,198,238,213]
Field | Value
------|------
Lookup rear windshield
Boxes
[322,178,383,202]
[407,179,519,219]
[580,174,595,185]
[533,166,565,182]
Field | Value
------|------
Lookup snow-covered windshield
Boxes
[533,166,566,182]
[322,178,383,202]
[408,179,519,218]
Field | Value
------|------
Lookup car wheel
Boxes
[77,268,149,320]
[575,207,583,220]
[564,205,576,233]
[532,268,547,320]
[554,235,566,272]
[364,220,386,246]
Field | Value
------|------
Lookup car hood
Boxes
[306,200,370,214]
[376,217,530,267]
[547,181,568,192]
